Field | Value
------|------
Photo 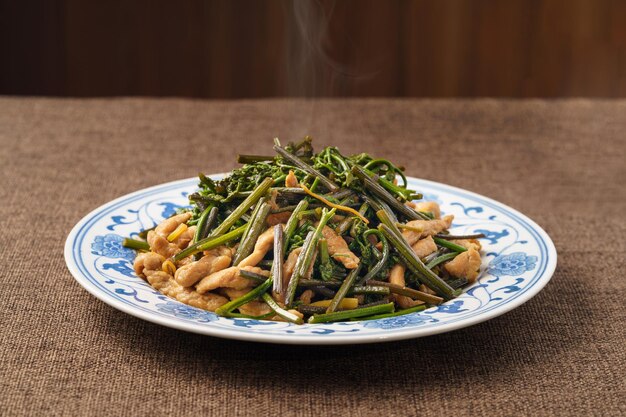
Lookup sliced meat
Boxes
[174,246,232,287]
[285,170,298,187]
[238,226,276,268]
[444,248,481,283]
[147,212,195,258]
[419,284,437,295]
[172,225,196,249]
[321,226,359,269]
[413,201,441,219]
[195,266,270,294]
[388,264,423,309]
[134,251,165,278]
[267,211,292,226]
[146,270,228,312]
[147,231,181,259]
[220,287,251,299]
[154,212,192,237]
[283,247,301,282]
[411,235,438,259]
[401,215,454,246]
[450,238,482,251]
[299,289,314,305]
[239,301,273,317]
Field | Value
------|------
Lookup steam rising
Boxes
[283,1,346,141]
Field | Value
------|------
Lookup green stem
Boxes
[239,269,269,283]
[273,139,339,192]
[363,195,399,224]
[308,302,395,324]
[271,225,285,295]
[357,304,427,321]
[378,224,460,300]
[172,223,247,262]
[348,286,390,296]
[210,177,273,238]
[356,229,390,285]
[362,158,408,188]
[122,238,150,251]
[296,280,342,287]
[352,165,429,220]
[326,264,362,313]
[426,252,460,269]
[233,202,272,265]
[433,237,468,253]
[261,293,303,324]
[335,202,368,236]
[215,277,273,316]
[375,209,404,238]
[366,279,443,305]
[193,206,217,245]
[282,199,309,254]
[285,208,337,307]
[137,226,156,239]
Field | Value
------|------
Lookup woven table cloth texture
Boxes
[0,98,624,417]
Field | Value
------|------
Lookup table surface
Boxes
[1,98,624,416]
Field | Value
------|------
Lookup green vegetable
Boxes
[137,226,156,239]
[233,202,272,265]
[239,269,269,283]
[356,229,390,284]
[215,278,273,317]
[122,238,150,251]
[285,208,336,307]
[127,138,482,325]
[271,225,285,296]
[209,177,274,238]
[348,285,391,296]
[351,165,429,221]
[433,237,468,253]
[296,280,342,287]
[262,293,303,324]
[378,224,460,300]
[172,223,247,262]
[358,304,427,321]
[308,302,395,323]
[273,138,339,192]
[326,264,362,314]
[366,279,443,305]
[193,206,218,254]
[426,252,459,269]
[318,238,337,281]
[283,199,309,254]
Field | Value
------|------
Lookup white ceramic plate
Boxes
[65,175,556,345]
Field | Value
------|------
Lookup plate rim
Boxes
[64,175,557,345]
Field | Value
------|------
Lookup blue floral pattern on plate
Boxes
[65,175,556,344]
[156,301,218,323]
[91,233,135,261]
[363,314,438,329]
[489,252,537,276]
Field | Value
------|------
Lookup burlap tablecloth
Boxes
[0,98,624,416]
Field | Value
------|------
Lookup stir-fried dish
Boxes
[124,138,484,324]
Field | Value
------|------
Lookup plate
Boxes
[65,175,557,345]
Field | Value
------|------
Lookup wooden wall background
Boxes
[1,0,626,98]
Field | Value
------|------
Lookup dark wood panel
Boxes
[1,0,625,97]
